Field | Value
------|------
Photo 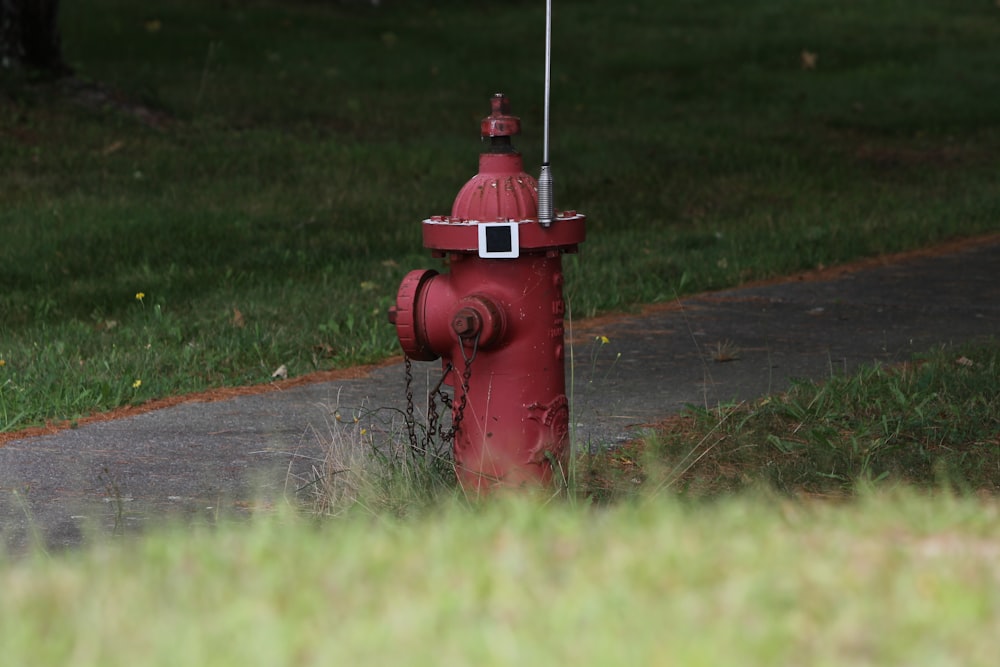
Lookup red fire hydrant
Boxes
[388,93,586,492]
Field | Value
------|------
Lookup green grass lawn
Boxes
[582,339,1000,502]
[3,0,1000,431]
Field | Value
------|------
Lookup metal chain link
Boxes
[443,334,478,443]
[403,355,419,457]
[402,331,479,460]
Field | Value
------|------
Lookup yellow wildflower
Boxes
[135,292,145,302]
[132,379,142,389]
[597,335,610,345]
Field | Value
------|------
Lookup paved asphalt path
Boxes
[2,237,998,551]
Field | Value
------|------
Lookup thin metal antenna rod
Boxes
[542,0,552,166]
[537,0,554,227]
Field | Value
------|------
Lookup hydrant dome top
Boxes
[451,155,538,222]
[452,94,537,222]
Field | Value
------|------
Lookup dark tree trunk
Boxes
[1,0,70,75]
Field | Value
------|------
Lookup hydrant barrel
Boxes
[443,253,571,490]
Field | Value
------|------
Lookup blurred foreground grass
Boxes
[3,491,999,666]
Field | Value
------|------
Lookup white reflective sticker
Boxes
[477,222,520,259]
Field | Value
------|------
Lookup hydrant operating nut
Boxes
[452,308,481,338]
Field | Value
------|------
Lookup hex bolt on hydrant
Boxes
[388,94,586,493]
